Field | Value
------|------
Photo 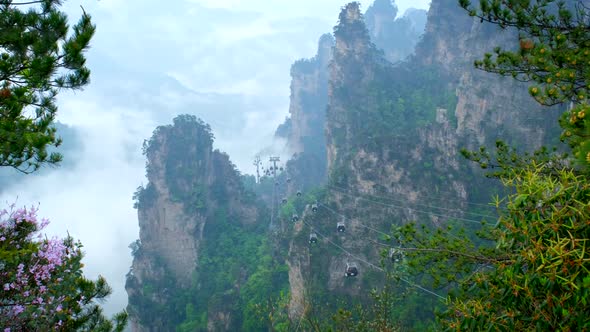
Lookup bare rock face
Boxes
[126,115,258,331]
[283,34,333,155]
[415,0,558,147]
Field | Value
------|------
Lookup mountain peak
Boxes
[366,0,398,20]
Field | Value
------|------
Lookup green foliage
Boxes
[440,166,590,330]
[329,50,459,163]
[329,1,458,158]
[181,207,289,331]
[141,115,214,213]
[330,283,405,332]
[128,239,141,258]
[459,0,590,170]
[0,0,95,173]
[461,140,569,178]
[390,162,590,331]
[268,266,440,332]
[333,2,373,50]
[176,303,204,332]
[132,183,157,210]
[0,122,82,193]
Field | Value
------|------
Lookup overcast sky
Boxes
[1,0,430,316]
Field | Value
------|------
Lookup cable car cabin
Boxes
[292,214,299,222]
[286,178,292,183]
[311,204,318,213]
[389,248,403,263]
[309,232,318,244]
[296,191,302,197]
[345,263,358,277]
[281,197,288,204]
[337,221,345,232]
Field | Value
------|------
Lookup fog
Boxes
[0,0,430,316]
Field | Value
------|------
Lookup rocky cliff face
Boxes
[275,35,333,194]
[126,115,260,331]
[326,0,561,223]
[415,0,558,147]
[365,0,427,62]
[281,34,333,155]
[276,1,427,196]
[285,0,563,318]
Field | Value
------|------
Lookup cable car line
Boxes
[327,183,500,210]
[300,219,446,301]
[286,186,469,302]
[327,187,484,225]
[318,203,391,238]
[320,198,471,244]
[327,184,496,220]
[326,184,498,219]
[366,237,393,248]
[316,196,475,268]
[302,219,382,271]
[320,200,470,245]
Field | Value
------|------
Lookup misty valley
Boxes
[1,0,589,331]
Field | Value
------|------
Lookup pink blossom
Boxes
[0,203,85,328]
[12,305,24,315]
[39,218,50,229]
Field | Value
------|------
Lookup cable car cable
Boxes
[320,200,468,244]
[326,187,484,225]
[300,219,446,301]
[326,184,498,219]
[366,237,393,248]
[327,182,500,210]
[318,203,391,238]
[327,184,494,221]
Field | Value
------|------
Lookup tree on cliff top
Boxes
[0,0,95,173]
